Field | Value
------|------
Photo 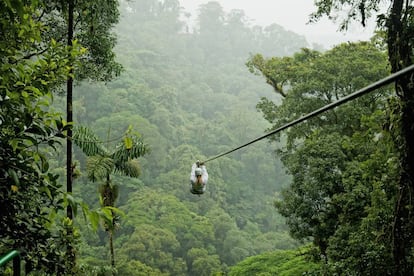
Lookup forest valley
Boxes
[1,0,414,275]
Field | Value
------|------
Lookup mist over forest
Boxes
[66,1,313,274]
[2,0,414,275]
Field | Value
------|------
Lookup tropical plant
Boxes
[72,125,149,268]
[0,0,84,274]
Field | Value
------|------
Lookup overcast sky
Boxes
[179,0,377,48]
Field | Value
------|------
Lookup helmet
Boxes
[195,168,203,176]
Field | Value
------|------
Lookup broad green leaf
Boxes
[124,136,133,150]
[88,211,100,231]
[8,169,19,185]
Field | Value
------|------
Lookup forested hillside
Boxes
[3,0,413,275]
[63,1,311,275]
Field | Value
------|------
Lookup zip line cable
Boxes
[201,64,414,164]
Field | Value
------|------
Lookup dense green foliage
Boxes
[249,41,390,242]
[248,39,401,274]
[1,0,125,274]
[249,42,396,274]
[0,1,81,274]
[229,247,320,275]
[311,1,414,274]
[3,0,413,275]
[38,0,122,82]
[67,0,308,274]
[73,125,149,268]
[248,0,414,273]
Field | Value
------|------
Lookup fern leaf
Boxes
[86,155,114,182]
[114,159,141,178]
[73,126,108,156]
[111,137,149,162]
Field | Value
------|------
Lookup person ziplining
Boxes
[188,64,414,196]
[189,161,208,195]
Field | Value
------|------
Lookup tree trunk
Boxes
[391,74,414,275]
[388,0,414,274]
[66,0,74,220]
[103,177,116,272]
[109,229,115,269]
[392,89,414,275]
[66,0,76,273]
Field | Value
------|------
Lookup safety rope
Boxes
[201,64,414,164]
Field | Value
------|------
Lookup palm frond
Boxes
[73,126,108,156]
[86,155,114,182]
[114,159,141,178]
[111,137,149,162]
